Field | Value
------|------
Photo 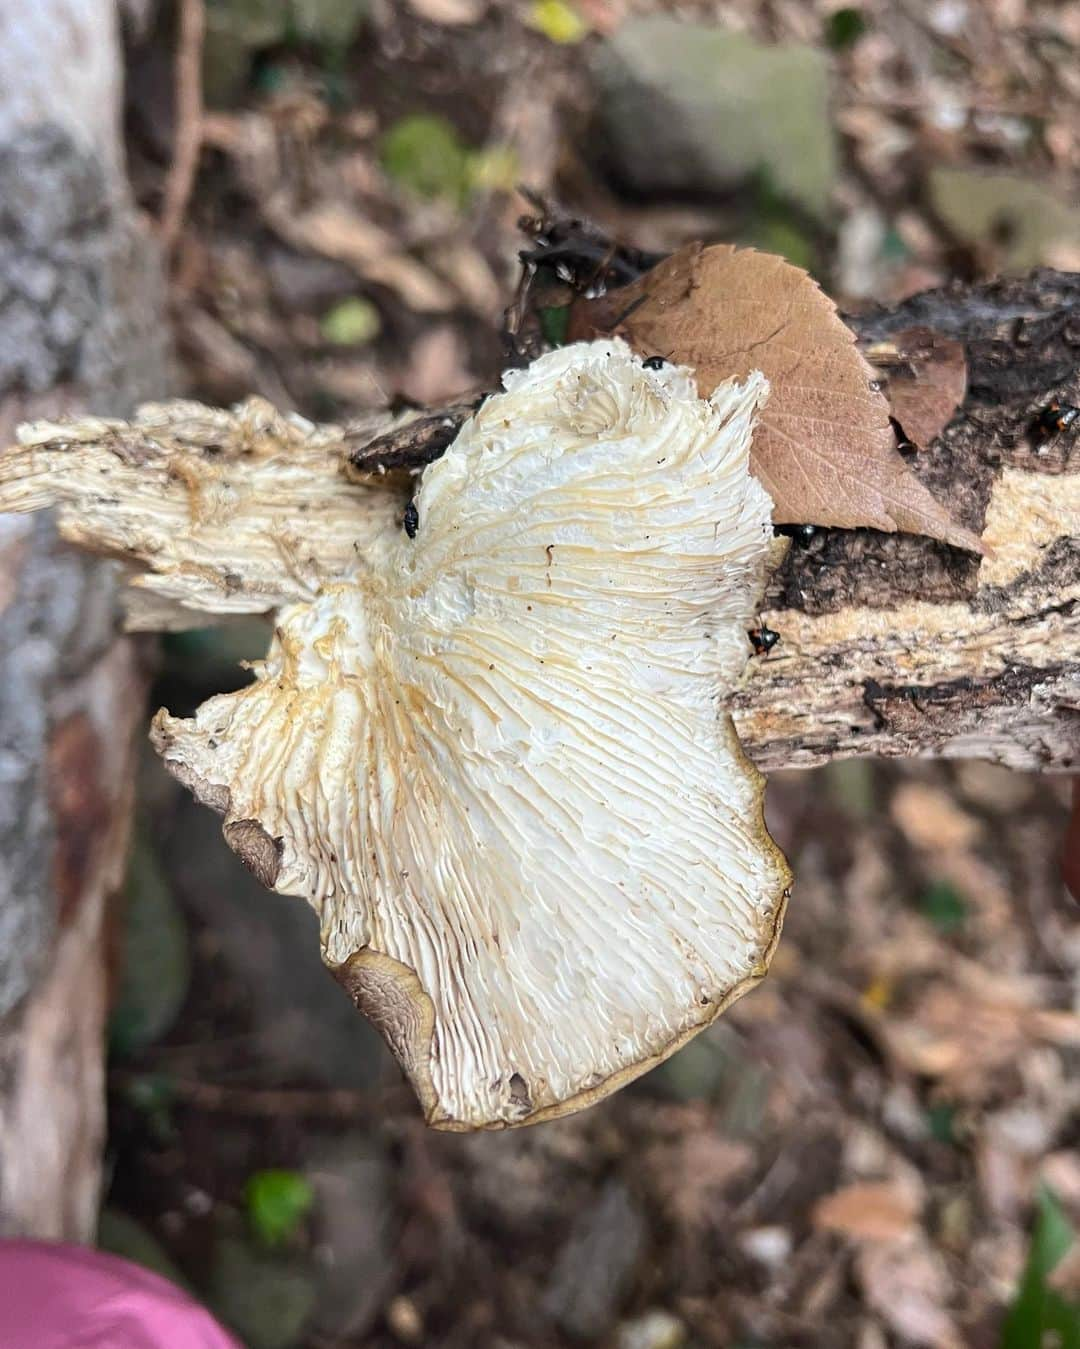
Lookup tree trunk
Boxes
[0,0,170,1239]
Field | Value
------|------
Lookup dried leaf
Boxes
[889,783,981,853]
[405,0,486,22]
[883,983,1080,1101]
[269,201,455,314]
[812,1182,921,1243]
[857,1240,961,1348]
[570,244,983,551]
[650,1132,753,1231]
[864,327,968,449]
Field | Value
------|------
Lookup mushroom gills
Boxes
[153,340,792,1130]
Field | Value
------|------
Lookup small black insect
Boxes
[642,355,668,370]
[402,501,419,539]
[748,623,781,657]
[1033,400,1080,440]
[888,415,917,454]
[773,523,817,547]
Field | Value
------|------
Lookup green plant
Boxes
[824,8,867,50]
[244,1169,315,1250]
[320,296,380,346]
[380,114,471,204]
[528,0,588,44]
[380,114,518,207]
[919,879,968,933]
[1001,1187,1080,1348]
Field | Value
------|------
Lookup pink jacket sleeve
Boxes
[0,1239,241,1348]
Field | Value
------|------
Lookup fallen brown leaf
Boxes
[864,326,968,450]
[889,782,981,853]
[882,980,1080,1102]
[647,1130,753,1232]
[570,244,983,551]
[268,201,455,314]
[856,1239,961,1348]
[812,1182,921,1243]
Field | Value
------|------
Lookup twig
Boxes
[109,1069,411,1119]
[158,0,206,256]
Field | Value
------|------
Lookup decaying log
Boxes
[1,272,1076,779]
[0,0,170,1238]
[737,271,1079,772]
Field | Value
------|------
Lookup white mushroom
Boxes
[150,339,791,1129]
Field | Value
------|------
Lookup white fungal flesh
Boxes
[0,398,402,628]
[153,340,790,1128]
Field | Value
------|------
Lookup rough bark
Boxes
[0,0,170,1238]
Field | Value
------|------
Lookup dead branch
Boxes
[158,0,205,255]
[354,269,1080,773]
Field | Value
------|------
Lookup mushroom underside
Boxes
[151,341,792,1129]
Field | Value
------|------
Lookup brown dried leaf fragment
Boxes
[864,326,968,450]
[570,244,983,552]
[812,1181,921,1244]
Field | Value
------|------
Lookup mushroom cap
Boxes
[152,340,791,1129]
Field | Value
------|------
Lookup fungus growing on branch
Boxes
[146,340,790,1128]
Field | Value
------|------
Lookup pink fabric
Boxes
[0,1239,240,1348]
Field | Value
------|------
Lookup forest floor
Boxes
[101,3,1080,1346]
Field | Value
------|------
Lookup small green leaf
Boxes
[245,1170,315,1250]
[919,880,967,933]
[528,0,588,44]
[881,225,910,262]
[1001,1187,1080,1349]
[1029,1186,1075,1281]
[926,1102,957,1146]
[320,297,380,346]
[380,114,471,204]
[539,306,571,347]
[824,7,867,50]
